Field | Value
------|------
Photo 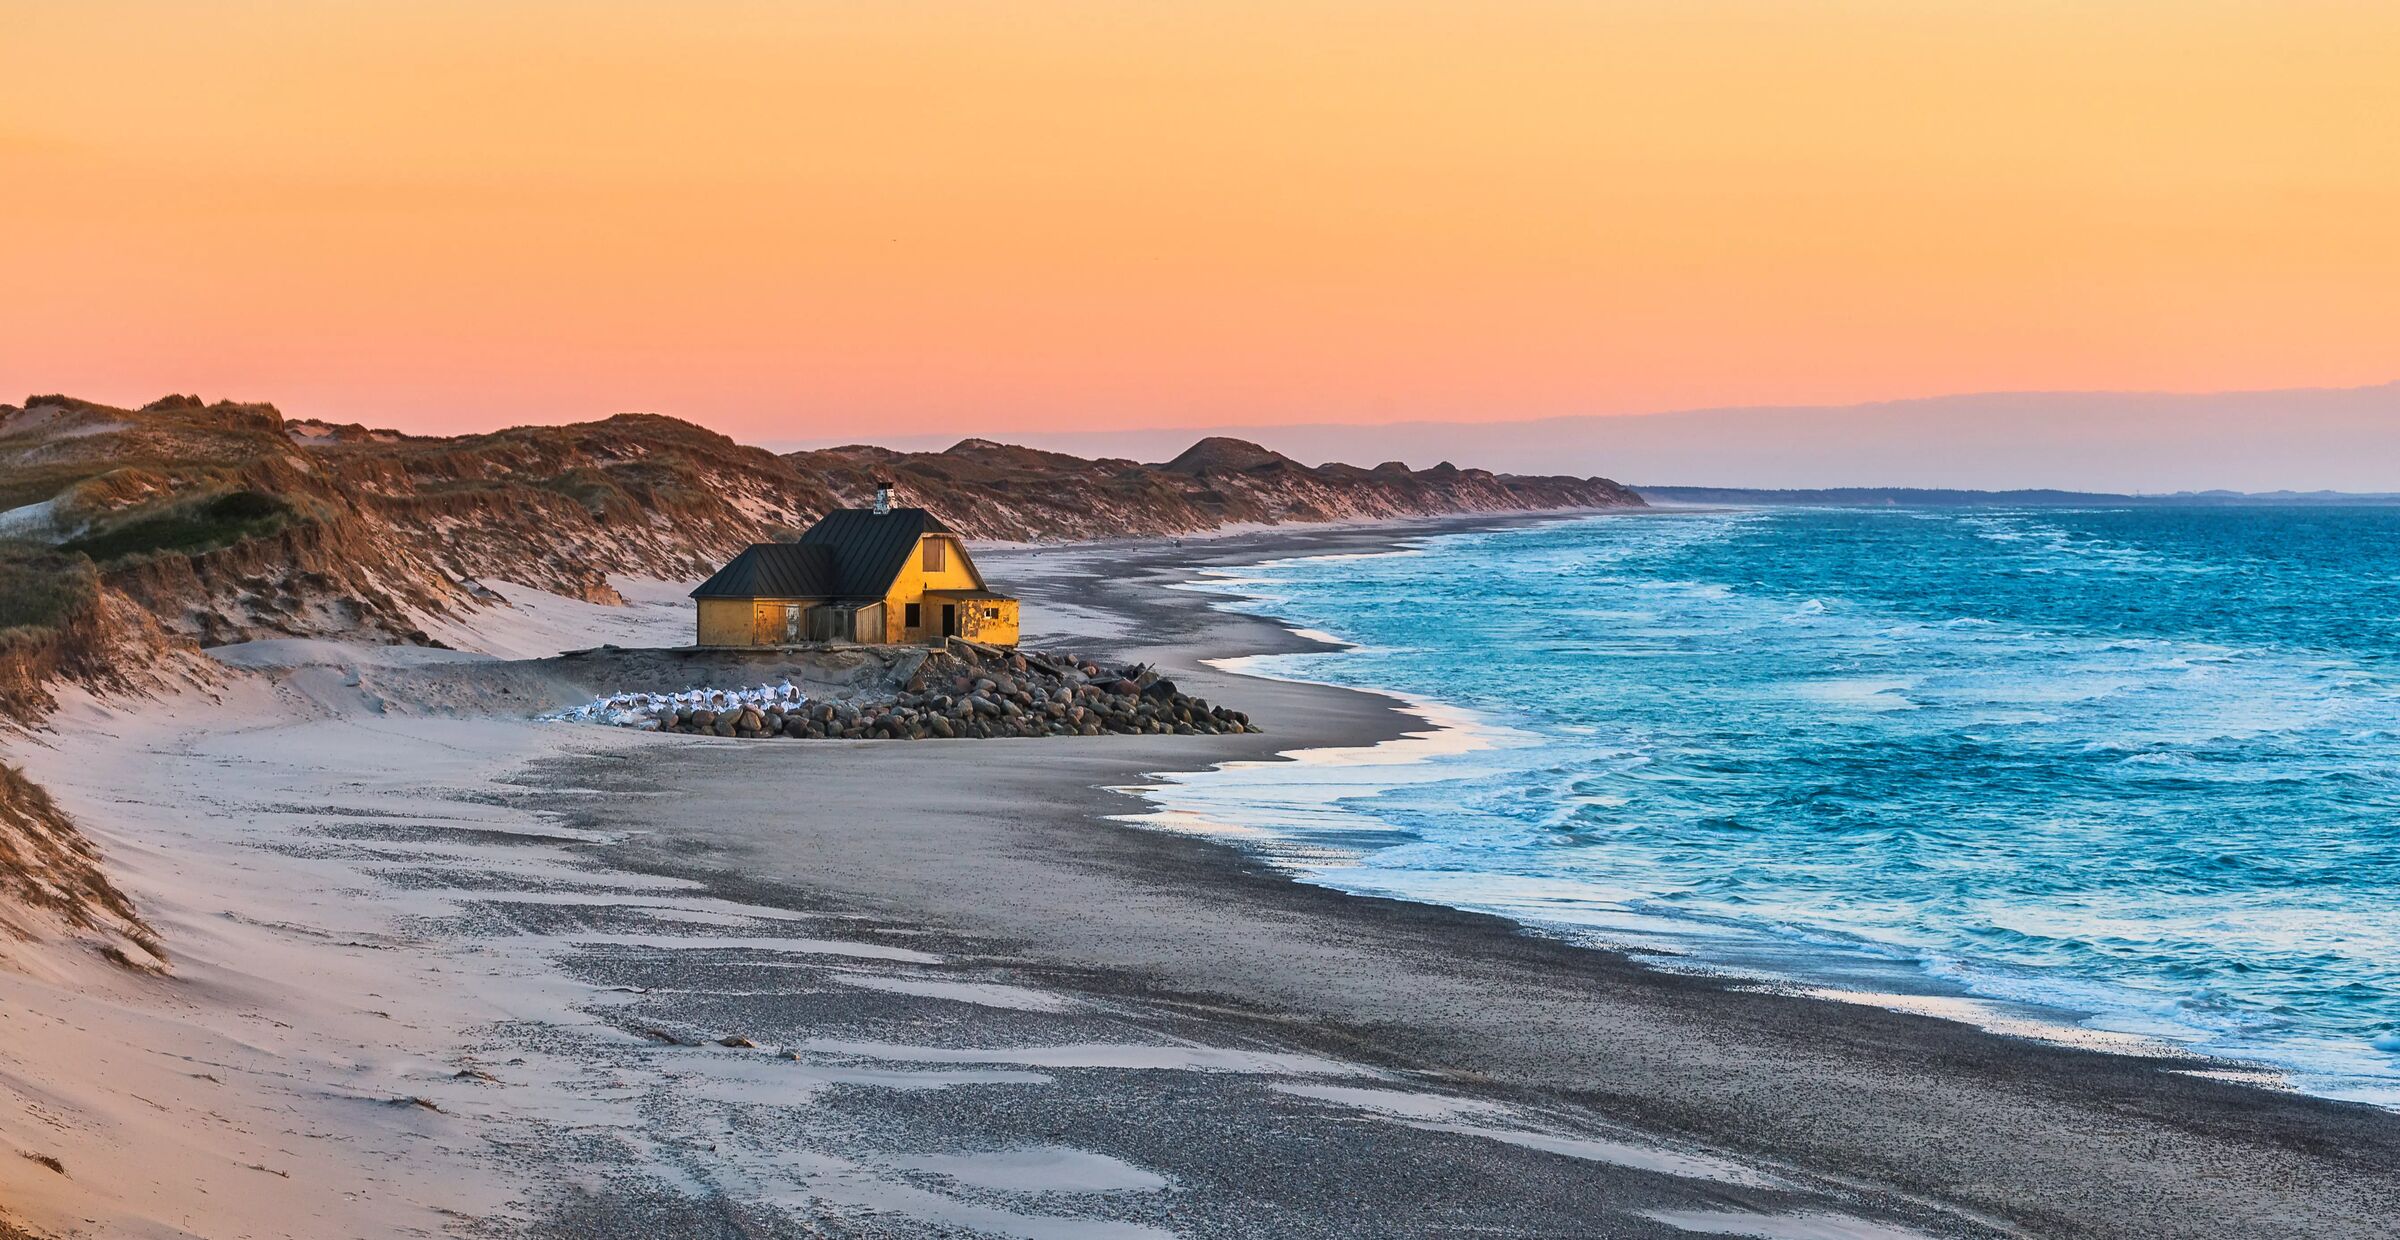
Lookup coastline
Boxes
[536,515,2398,1237]
[1135,517,2396,1106]
[0,511,2392,1237]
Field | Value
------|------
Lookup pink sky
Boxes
[6,2,2398,441]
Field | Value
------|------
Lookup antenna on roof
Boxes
[872,480,894,515]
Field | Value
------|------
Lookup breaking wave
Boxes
[1160,505,2400,1107]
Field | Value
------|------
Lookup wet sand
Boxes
[526,519,2400,1238]
[4,516,2394,1238]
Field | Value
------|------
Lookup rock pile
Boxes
[653,641,1259,741]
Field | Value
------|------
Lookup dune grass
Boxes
[57,491,293,567]
[0,555,97,633]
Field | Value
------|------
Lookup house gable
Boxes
[796,508,955,598]
[882,532,984,608]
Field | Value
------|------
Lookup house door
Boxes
[781,604,804,644]
[941,604,958,638]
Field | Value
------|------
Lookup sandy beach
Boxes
[5,516,2397,1239]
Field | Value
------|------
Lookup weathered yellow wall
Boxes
[696,598,753,646]
[696,598,812,646]
[882,535,991,643]
[922,592,1020,646]
[752,600,813,645]
[960,597,1019,646]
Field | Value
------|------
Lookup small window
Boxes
[922,539,946,572]
[985,607,1000,619]
[904,602,921,628]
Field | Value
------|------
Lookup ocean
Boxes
[1147,506,2400,1106]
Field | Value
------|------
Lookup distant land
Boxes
[1638,486,2400,507]
[0,394,1637,666]
[796,381,2400,494]
[0,392,1638,952]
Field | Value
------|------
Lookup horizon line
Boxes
[16,375,2400,446]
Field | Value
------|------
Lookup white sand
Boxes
[0,583,1380,1237]
[0,678,598,1238]
[414,575,694,660]
[1270,1083,1785,1189]
[0,587,740,1236]
[1642,1209,1940,1240]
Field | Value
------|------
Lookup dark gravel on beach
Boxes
[473,517,2398,1239]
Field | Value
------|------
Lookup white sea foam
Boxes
[1144,507,2400,1109]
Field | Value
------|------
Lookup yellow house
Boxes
[690,489,1020,647]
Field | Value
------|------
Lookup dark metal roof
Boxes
[689,507,970,601]
[688,543,838,599]
[798,507,959,598]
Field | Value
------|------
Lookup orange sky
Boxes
[4,1,2397,440]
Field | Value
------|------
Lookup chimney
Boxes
[872,480,893,515]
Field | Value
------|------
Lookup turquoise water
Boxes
[1162,507,2400,1105]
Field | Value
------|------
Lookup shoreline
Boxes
[534,515,2399,1237]
[0,510,2393,1237]
[1129,517,2389,1108]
